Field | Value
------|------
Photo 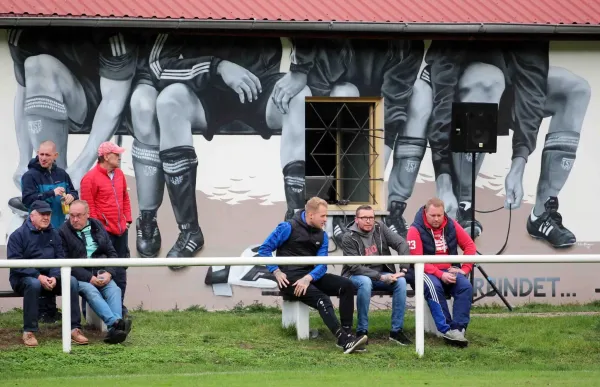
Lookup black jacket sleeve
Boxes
[7,229,41,279]
[59,227,93,282]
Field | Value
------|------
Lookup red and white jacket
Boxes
[80,164,132,236]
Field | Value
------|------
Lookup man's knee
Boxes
[330,82,360,97]
[458,62,505,103]
[22,277,42,293]
[408,79,433,124]
[351,275,373,293]
[393,277,407,291]
[69,275,79,290]
[551,68,591,104]
[156,84,191,117]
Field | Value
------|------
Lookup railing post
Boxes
[60,266,72,354]
[414,262,425,358]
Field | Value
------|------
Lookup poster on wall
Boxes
[0,28,598,309]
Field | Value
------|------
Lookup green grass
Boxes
[0,302,599,386]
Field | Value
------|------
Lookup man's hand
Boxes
[94,272,112,287]
[293,274,313,297]
[272,72,307,114]
[505,157,526,210]
[37,274,53,290]
[441,272,457,284]
[47,277,57,289]
[380,274,397,285]
[217,60,262,104]
[273,269,289,289]
[447,267,466,276]
[391,272,405,280]
[53,187,66,196]
[90,276,103,287]
[63,194,75,204]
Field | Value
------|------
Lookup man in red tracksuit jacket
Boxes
[406,197,476,346]
[80,141,132,316]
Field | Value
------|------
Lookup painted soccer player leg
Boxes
[156,83,206,258]
[22,54,88,170]
[325,82,360,246]
[526,67,590,247]
[450,62,505,238]
[12,84,33,189]
[385,76,431,237]
[272,72,313,221]
[130,84,164,257]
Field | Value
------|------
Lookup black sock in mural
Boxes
[283,160,306,220]
[133,139,164,258]
[388,136,426,204]
[452,152,486,203]
[534,131,579,217]
[24,96,68,140]
[133,139,165,211]
[160,146,200,232]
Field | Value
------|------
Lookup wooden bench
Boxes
[0,290,19,298]
[262,289,453,340]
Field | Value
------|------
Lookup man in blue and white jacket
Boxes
[258,197,367,354]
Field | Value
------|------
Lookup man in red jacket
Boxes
[406,197,476,346]
[80,141,132,315]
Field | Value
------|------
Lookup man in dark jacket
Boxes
[59,200,132,344]
[20,140,78,323]
[21,140,78,228]
[258,197,367,354]
[341,205,411,346]
[7,200,88,347]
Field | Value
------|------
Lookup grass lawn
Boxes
[0,302,599,386]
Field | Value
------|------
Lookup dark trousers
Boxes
[13,276,81,332]
[280,273,354,335]
[109,230,130,316]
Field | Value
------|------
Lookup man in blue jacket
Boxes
[7,200,88,347]
[20,140,78,322]
[258,197,367,354]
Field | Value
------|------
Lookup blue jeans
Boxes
[423,271,473,333]
[350,273,407,333]
[78,280,122,327]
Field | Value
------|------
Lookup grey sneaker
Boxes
[443,329,468,347]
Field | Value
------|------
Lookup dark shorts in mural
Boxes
[198,72,285,140]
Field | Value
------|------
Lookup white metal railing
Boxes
[2,254,600,356]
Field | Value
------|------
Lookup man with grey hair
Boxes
[59,200,132,344]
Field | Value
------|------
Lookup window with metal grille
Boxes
[305,97,385,211]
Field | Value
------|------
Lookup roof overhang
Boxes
[0,17,599,35]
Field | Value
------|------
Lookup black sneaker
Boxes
[136,211,161,258]
[115,318,133,335]
[384,201,409,238]
[457,201,483,239]
[337,334,368,354]
[389,330,412,346]
[167,229,205,269]
[104,327,127,344]
[332,216,348,248]
[527,197,576,248]
[355,330,368,352]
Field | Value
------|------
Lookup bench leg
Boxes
[85,303,108,333]
[423,296,454,337]
[282,300,310,340]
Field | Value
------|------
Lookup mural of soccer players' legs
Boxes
[326,82,360,247]
[130,83,165,257]
[12,84,34,190]
[385,77,431,237]
[7,53,89,218]
[526,67,591,248]
[155,83,206,261]
[22,54,88,170]
[271,73,313,221]
[450,62,505,237]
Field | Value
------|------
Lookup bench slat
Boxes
[262,289,416,297]
[0,291,19,298]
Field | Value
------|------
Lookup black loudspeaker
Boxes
[450,102,498,153]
